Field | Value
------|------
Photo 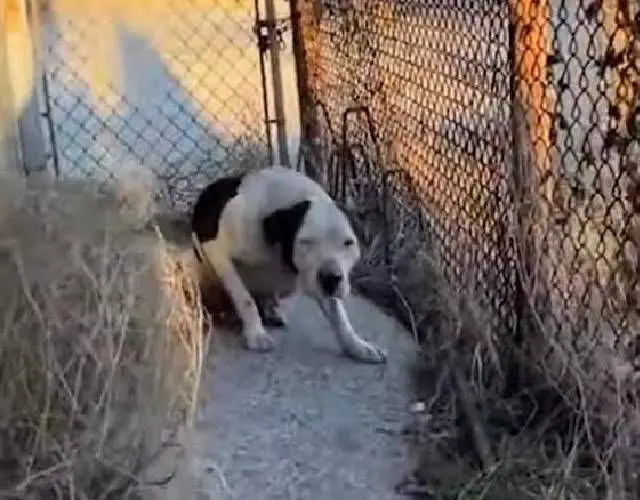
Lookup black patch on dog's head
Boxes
[191,174,244,243]
[262,200,311,273]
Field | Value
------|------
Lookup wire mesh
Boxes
[38,0,271,210]
[295,0,639,366]
[297,0,517,336]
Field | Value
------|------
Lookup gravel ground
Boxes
[189,294,419,500]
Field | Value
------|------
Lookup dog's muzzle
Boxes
[317,262,343,297]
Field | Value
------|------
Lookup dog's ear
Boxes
[262,200,311,273]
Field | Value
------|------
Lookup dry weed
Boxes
[0,168,208,499]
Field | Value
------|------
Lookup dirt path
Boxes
[188,294,418,499]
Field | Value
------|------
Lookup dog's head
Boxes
[262,198,360,299]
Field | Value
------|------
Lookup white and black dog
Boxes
[191,165,387,364]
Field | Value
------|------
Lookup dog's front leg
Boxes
[314,297,387,364]
[200,241,275,351]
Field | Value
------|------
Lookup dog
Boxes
[190,165,387,364]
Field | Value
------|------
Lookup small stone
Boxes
[409,401,426,413]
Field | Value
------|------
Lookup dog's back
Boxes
[239,166,331,211]
[192,165,334,266]
[217,167,328,259]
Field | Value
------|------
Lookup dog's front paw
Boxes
[243,326,276,352]
[346,340,387,364]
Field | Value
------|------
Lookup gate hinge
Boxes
[253,17,290,53]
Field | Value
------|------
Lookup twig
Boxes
[14,460,71,492]
[449,325,495,470]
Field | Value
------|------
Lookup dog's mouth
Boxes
[321,282,349,300]
[303,282,345,300]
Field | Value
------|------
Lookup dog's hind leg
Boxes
[314,297,387,364]
[255,295,287,328]
[196,237,275,352]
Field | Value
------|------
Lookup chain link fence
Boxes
[509,0,639,387]
[36,0,272,211]
[296,0,519,336]
[294,0,638,402]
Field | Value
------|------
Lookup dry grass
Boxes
[0,168,208,499]
[336,135,639,499]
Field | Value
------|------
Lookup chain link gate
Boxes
[26,0,291,211]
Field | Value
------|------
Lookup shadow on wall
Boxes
[43,10,270,208]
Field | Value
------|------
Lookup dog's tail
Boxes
[191,232,220,282]
[191,231,204,263]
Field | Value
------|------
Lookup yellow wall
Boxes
[1,0,37,172]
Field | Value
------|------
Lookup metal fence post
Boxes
[508,0,554,214]
[264,0,290,167]
[289,0,321,180]
[506,8,528,398]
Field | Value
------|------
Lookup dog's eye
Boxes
[344,238,355,247]
[299,238,314,246]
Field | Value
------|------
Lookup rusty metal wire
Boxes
[295,0,639,372]
[38,0,271,211]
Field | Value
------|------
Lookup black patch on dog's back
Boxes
[262,200,311,273]
[191,175,244,261]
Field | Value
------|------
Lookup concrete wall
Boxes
[0,2,22,173]
[1,0,49,176]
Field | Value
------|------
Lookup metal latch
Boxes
[254,17,290,53]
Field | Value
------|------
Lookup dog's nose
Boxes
[317,269,342,296]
